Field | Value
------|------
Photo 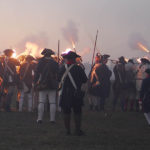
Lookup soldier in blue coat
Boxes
[140,68,150,126]
[59,51,87,136]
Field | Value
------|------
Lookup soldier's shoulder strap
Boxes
[60,64,74,85]
[65,64,77,89]
[4,59,14,75]
[22,63,30,80]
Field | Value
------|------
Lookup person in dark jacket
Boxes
[112,56,127,111]
[59,51,87,136]
[0,60,4,107]
[0,60,3,78]
[124,59,136,111]
[136,58,150,111]
[140,69,150,126]
[88,53,102,111]
[18,55,35,112]
[34,48,58,124]
[2,49,20,111]
[89,54,112,111]
[95,54,112,111]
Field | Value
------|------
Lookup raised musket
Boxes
[91,30,99,67]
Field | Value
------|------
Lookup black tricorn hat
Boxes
[41,48,55,55]
[145,68,150,74]
[119,56,126,64]
[3,49,14,56]
[62,51,80,59]
[140,58,150,64]
[102,54,110,60]
[128,59,134,64]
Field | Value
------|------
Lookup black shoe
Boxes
[89,105,93,111]
[136,109,139,112]
[5,106,11,112]
[50,121,56,124]
[95,106,99,111]
[66,131,71,136]
[129,109,134,112]
[74,130,85,136]
[37,120,42,124]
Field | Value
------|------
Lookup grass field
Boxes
[0,104,150,150]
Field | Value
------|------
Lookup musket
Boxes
[56,40,60,111]
[108,59,118,64]
[58,40,60,64]
[85,30,98,96]
[91,30,99,67]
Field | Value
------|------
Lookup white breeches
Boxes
[19,90,33,112]
[37,90,56,122]
[136,80,142,92]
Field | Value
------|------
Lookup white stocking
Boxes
[144,113,150,125]
[50,103,56,122]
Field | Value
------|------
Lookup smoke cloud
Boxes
[128,33,149,50]
[61,20,79,46]
[15,32,49,57]
[79,47,91,56]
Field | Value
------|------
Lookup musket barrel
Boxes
[91,30,99,67]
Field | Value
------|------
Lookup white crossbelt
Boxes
[4,58,14,75]
[59,64,74,96]
[65,64,77,90]
[60,64,74,87]
[4,58,15,82]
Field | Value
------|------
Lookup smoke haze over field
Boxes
[62,20,79,46]
[16,32,49,53]
[129,33,150,51]
[0,0,150,62]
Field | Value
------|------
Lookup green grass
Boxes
[0,106,150,150]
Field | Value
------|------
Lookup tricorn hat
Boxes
[119,56,126,64]
[62,51,80,59]
[128,59,134,64]
[41,48,55,56]
[140,58,150,64]
[102,54,110,60]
